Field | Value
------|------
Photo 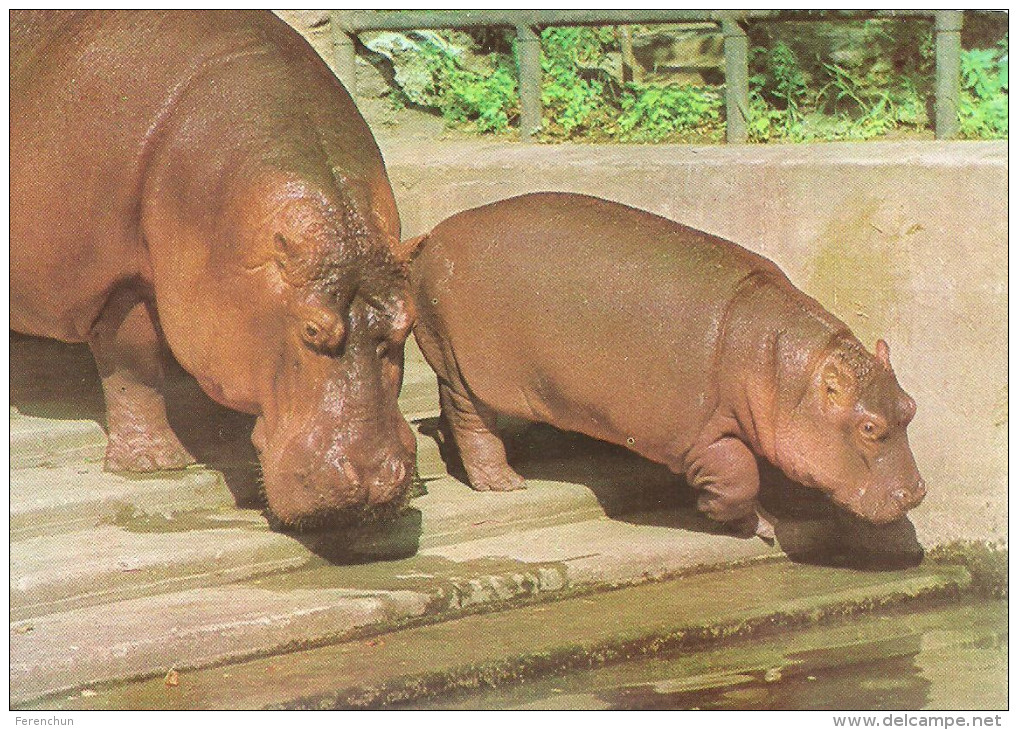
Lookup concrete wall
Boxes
[381,140,1008,546]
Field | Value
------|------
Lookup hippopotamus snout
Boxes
[836,474,926,525]
[893,476,927,509]
[255,414,416,528]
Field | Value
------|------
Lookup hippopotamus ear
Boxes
[820,358,857,408]
[875,339,892,369]
[395,233,429,264]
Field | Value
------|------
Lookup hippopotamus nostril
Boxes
[370,455,406,487]
[891,488,907,503]
[363,454,413,504]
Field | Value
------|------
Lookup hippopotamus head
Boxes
[251,184,417,528]
[161,175,417,529]
[776,337,925,523]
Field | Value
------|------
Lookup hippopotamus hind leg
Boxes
[438,381,526,492]
[87,283,196,473]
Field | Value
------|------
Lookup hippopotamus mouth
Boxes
[830,476,927,524]
[252,413,417,531]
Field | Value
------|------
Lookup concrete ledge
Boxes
[10,410,106,469]
[20,561,971,710]
[11,520,312,621]
[10,584,432,706]
[10,463,235,541]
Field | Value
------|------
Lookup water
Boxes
[407,600,1007,711]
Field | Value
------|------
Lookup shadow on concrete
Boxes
[287,507,425,565]
[10,332,424,565]
[417,415,923,570]
[10,332,919,570]
[758,463,924,571]
[10,332,262,507]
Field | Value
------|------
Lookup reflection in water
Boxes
[607,654,931,711]
[407,601,1007,711]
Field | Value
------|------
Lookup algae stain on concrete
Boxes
[808,198,917,347]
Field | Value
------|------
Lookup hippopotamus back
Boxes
[410,193,924,535]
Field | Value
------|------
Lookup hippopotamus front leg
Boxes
[438,381,526,492]
[686,436,774,540]
[87,283,195,473]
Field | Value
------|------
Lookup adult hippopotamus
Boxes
[409,193,925,537]
[10,10,416,528]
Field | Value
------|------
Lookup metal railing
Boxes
[329,9,964,143]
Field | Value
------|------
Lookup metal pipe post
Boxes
[330,11,358,98]
[516,24,543,141]
[722,18,749,144]
[934,10,963,140]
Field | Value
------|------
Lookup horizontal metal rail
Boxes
[330,9,964,143]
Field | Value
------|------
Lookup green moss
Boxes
[927,541,1008,598]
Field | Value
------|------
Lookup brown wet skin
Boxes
[10,10,416,528]
[409,193,925,537]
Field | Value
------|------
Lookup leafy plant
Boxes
[539,27,617,137]
[442,61,518,133]
[766,42,809,120]
[398,35,518,134]
[384,19,1006,143]
[958,36,1008,138]
[616,84,723,141]
[746,91,787,142]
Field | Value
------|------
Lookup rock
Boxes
[630,23,724,85]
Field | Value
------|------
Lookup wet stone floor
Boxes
[406,600,1007,711]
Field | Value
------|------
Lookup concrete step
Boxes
[10,462,237,541]
[13,427,935,707]
[9,503,775,705]
[10,583,432,707]
[10,517,312,622]
[10,409,107,469]
[18,561,972,710]
[373,474,659,551]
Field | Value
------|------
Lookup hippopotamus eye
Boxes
[301,321,325,348]
[859,417,888,441]
[299,311,345,354]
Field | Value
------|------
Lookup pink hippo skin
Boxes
[11,11,416,528]
[409,193,925,538]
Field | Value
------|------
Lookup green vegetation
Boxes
[958,37,1008,138]
[384,20,1006,143]
[404,40,519,133]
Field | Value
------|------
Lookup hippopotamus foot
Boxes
[105,426,195,472]
[754,508,777,542]
[438,381,526,492]
[727,507,777,542]
[464,459,527,493]
[687,436,762,531]
[89,284,196,473]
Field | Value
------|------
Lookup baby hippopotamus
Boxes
[408,193,925,538]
